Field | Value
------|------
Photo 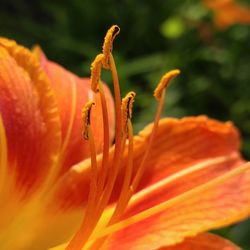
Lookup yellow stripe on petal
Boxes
[0,115,7,196]
[48,243,68,250]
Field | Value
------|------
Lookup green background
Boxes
[1,0,250,248]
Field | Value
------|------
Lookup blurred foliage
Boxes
[0,0,250,248]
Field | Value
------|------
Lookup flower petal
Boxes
[34,48,115,174]
[203,0,250,29]
[118,116,244,194]
[157,233,241,250]
[53,116,244,210]
[102,162,250,250]
[0,38,61,194]
[7,49,115,249]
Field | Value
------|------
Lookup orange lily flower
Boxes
[0,25,250,250]
[203,0,250,29]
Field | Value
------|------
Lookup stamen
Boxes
[67,25,124,249]
[93,135,126,221]
[90,54,105,92]
[66,101,98,250]
[88,128,133,250]
[102,25,120,69]
[110,119,134,222]
[73,135,126,250]
[109,92,136,222]
[109,53,122,137]
[82,125,98,224]
[130,70,180,192]
[121,91,136,133]
[92,28,125,221]
[92,51,125,223]
[154,69,180,101]
[82,100,95,140]
[89,52,111,194]
[81,100,98,229]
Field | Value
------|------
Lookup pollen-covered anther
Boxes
[102,25,120,69]
[91,53,105,92]
[121,91,136,131]
[82,100,95,140]
[154,69,181,101]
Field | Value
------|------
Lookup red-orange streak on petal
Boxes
[51,116,242,211]
[0,38,61,195]
[104,165,250,250]
[36,50,115,175]
[159,233,241,250]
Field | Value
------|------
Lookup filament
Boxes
[96,81,110,195]
[66,104,98,250]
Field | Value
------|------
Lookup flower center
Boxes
[66,25,180,250]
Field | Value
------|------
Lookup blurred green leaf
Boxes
[160,16,185,39]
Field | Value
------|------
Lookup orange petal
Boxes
[51,116,243,210]
[33,47,115,174]
[0,38,61,195]
[159,233,241,250]
[102,162,250,250]
[118,116,243,193]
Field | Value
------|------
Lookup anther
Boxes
[121,91,136,131]
[154,69,180,101]
[102,25,120,69]
[90,54,105,92]
[82,100,95,140]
